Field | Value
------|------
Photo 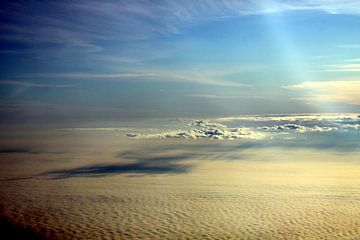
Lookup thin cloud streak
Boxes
[283,80,360,105]
[0,80,74,88]
[20,68,256,87]
[320,64,360,72]
[186,93,266,100]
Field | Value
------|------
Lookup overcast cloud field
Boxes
[1,114,360,239]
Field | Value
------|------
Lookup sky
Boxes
[1,0,360,124]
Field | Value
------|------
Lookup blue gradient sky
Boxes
[1,1,360,123]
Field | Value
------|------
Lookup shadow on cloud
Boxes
[0,148,40,154]
[43,162,191,179]
[43,151,194,179]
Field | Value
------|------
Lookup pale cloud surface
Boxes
[1,0,360,123]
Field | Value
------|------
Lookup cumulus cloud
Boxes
[259,124,337,133]
[126,120,265,140]
[217,113,359,134]
[109,114,360,140]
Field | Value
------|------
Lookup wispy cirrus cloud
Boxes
[283,80,360,105]
[342,58,360,62]
[186,93,266,100]
[19,65,260,87]
[2,0,360,48]
[0,80,74,88]
[319,64,360,72]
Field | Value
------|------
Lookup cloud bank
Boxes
[125,114,360,141]
[258,124,337,133]
[127,120,265,140]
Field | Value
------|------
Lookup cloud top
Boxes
[127,120,265,140]
[125,113,360,140]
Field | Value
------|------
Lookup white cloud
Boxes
[217,113,360,122]
[342,124,360,130]
[216,113,359,133]
[283,80,360,105]
[125,114,360,140]
[127,120,265,140]
[259,124,337,133]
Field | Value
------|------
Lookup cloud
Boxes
[0,80,74,88]
[217,113,360,135]
[259,124,337,133]
[20,68,254,87]
[186,93,267,100]
[127,119,265,140]
[43,162,191,179]
[43,147,195,178]
[48,114,360,141]
[343,58,360,62]
[217,113,360,122]
[342,124,360,130]
[217,113,360,131]
[60,127,136,132]
[319,64,360,72]
[0,148,39,154]
[23,72,154,79]
[139,114,359,137]
[283,80,360,105]
[2,0,360,49]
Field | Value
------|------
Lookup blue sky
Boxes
[1,0,360,123]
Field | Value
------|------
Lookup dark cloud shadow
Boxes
[0,148,40,154]
[43,162,191,179]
